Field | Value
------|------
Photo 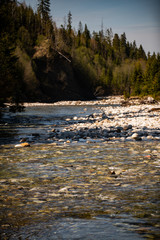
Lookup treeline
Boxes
[0,0,160,106]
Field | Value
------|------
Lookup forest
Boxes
[0,0,160,106]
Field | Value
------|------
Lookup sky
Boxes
[20,0,160,54]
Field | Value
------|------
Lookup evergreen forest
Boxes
[0,0,160,106]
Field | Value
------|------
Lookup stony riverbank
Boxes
[46,96,160,144]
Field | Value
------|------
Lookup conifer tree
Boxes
[84,24,90,48]
[113,34,120,52]
[77,21,83,47]
[120,32,127,59]
[67,11,72,36]
[37,0,51,22]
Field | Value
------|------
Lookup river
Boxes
[0,104,160,239]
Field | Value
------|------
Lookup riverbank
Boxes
[2,96,160,146]
[47,96,160,143]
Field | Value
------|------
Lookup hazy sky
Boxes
[20,0,160,54]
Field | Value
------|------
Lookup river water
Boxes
[0,105,160,239]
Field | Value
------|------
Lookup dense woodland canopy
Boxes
[0,0,160,106]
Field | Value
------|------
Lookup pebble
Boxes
[144,149,151,154]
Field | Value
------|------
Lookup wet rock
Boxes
[32,133,40,137]
[116,127,123,133]
[19,138,27,142]
[15,142,30,148]
[51,128,56,132]
[60,131,75,139]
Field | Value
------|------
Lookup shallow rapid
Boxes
[0,101,160,239]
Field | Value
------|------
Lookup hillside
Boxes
[0,0,160,106]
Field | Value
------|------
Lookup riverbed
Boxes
[0,97,160,239]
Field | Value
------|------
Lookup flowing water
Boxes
[0,105,160,239]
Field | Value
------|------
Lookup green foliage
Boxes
[143,54,160,97]
[73,46,97,88]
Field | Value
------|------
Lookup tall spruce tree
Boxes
[67,11,72,36]
[37,0,51,22]
[84,24,90,48]
[37,0,53,38]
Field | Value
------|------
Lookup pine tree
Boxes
[67,11,72,36]
[84,24,90,48]
[113,33,120,52]
[120,32,127,59]
[137,44,146,60]
[37,0,51,22]
[77,21,83,47]
[37,0,53,38]
[66,11,72,48]
[132,63,143,95]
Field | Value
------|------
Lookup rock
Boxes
[79,138,86,142]
[147,135,153,140]
[19,138,27,142]
[147,97,155,104]
[73,116,78,120]
[62,131,75,139]
[121,137,126,141]
[66,118,71,121]
[49,142,57,146]
[51,128,56,132]
[102,129,109,137]
[58,186,70,193]
[116,127,123,133]
[32,133,40,137]
[144,149,151,154]
[15,142,30,148]
[123,125,132,131]
[131,133,142,141]
[102,112,108,119]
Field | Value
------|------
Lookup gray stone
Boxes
[131,133,142,141]
[116,127,123,133]
[123,125,132,131]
